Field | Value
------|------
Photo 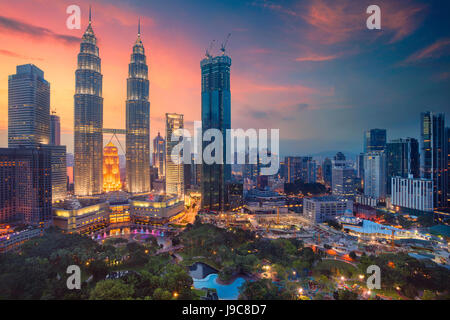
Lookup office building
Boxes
[386,138,419,178]
[285,156,316,184]
[356,153,365,183]
[364,129,386,152]
[201,53,231,211]
[322,158,332,186]
[391,175,433,213]
[74,10,104,196]
[420,112,447,209]
[447,127,450,208]
[153,132,165,178]
[0,147,52,226]
[42,145,67,203]
[50,112,61,146]
[303,196,353,223]
[364,151,387,200]
[332,164,356,197]
[386,138,420,194]
[165,113,184,197]
[126,20,151,194]
[8,64,50,148]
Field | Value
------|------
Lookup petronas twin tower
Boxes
[125,21,151,194]
[74,10,150,196]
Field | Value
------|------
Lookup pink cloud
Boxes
[403,38,450,64]
[256,0,426,45]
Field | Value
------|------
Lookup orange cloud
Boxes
[295,54,338,62]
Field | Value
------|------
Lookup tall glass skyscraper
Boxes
[74,9,104,196]
[386,138,419,176]
[126,21,151,194]
[420,112,447,209]
[165,113,184,197]
[364,129,387,152]
[8,64,50,148]
[201,54,231,211]
[386,137,419,194]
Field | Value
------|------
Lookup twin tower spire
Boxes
[86,6,142,38]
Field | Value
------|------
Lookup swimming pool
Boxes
[193,273,246,300]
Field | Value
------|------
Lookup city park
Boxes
[0,211,448,300]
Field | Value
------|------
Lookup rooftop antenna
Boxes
[138,17,141,36]
[205,39,216,58]
[89,5,92,24]
[220,33,231,55]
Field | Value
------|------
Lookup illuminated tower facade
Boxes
[165,113,184,197]
[74,8,103,196]
[103,142,122,192]
[126,20,151,194]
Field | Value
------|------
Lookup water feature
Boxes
[189,262,246,300]
[193,273,246,300]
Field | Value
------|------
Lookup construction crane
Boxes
[220,33,231,55]
[205,39,216,58]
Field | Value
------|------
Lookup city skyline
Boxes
[0,0,449,156]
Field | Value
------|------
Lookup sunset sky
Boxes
[0,0,449,156]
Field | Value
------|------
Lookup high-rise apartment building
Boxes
[8,64,50,148]
[74,10,103,196]
[201,53,231,211]
[420,112,447,209]
[153,132,165,178]
[364,151,387,200]
[165,113,184,197]
[126,21,151,194]
[391,175,433,213]
[364,129,387,152]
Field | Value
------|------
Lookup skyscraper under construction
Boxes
[74,8,103,196]
[201,50,232,211]
[126,20,151,194]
